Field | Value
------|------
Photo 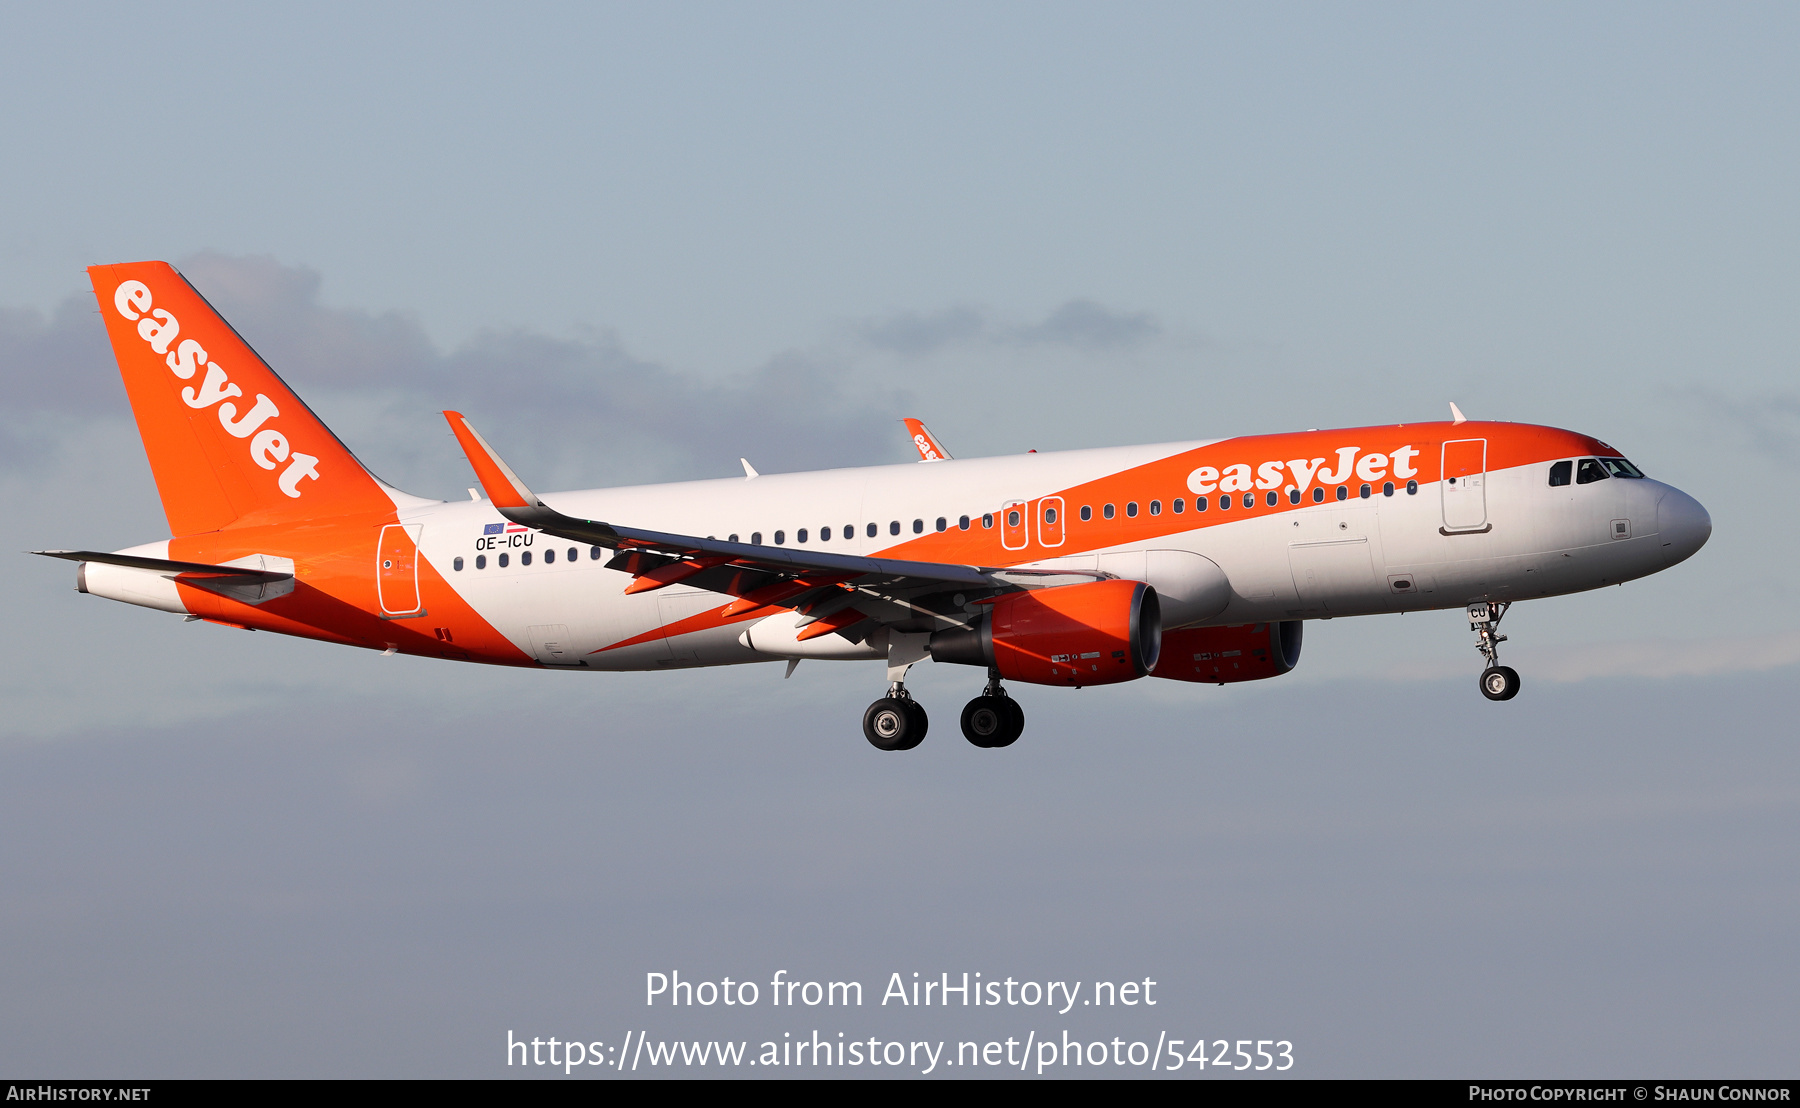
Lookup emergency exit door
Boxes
[1441,439,1488,531]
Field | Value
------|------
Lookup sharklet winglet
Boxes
[443,411,544,510]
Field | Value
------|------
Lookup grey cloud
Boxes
[1,255,907,492]
[1681,387,1800,467]
[857,299,1161,357]
[0,299,114,413]
[857,306,987,355]
[3,665,1798,1074]
[1011,298,1160,350]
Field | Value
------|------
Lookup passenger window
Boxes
[1335,486,1348,501]
[775,530,786,544]
[1359,484,1371,499]
[453,556,464,571]
[544,548,555,563]
[1103,504,1115,519]
[1549,460,1572,487]
[982,513,994,529]
[1149,500,1161,516]
[890,521,900,536]
[728,533,738,543]
[1382,482,1394,497]
[912,519,924,534]
[936,517,947,532]
[498,552,509,568]
[817,527,828,543]
[1219,495,1231,511]
[752,532,762,545]
[1173,498,1185,514]
[1007,510,1021,527]
[1576,458,1609,484]
[959,515,970,530]
[866,523,877,538]
[1265,491,1278,506]
[1126,502,1138,517]
[476,554,486,569]
[797,529,808,543]
[521,550,532,566]
[1312,487,1324,503]
[1195,496,1207,512]
[1043,506,1057,524]
[590,546,603,559]
[1406,479,1418,495]
[1287,489,1300,504]
[568,547,577,562]
[1080,505,1092,521]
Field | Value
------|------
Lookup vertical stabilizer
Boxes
[88,262,397,535]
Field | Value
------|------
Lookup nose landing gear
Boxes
[863,681,928,750]
[1469,601,1521,701]
[960,669,1025,748]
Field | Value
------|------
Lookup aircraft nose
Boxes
[1656,486,1712,566]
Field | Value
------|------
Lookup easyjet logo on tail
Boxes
[112,280,320,498]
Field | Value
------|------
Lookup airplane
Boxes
[38,261,1712,750]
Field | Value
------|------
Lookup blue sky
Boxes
[2,2,1797,1076]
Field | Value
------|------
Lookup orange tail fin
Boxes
[89,261,398,535]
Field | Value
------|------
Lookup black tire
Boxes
[991,697,1024,747]
[1479,665,1521,701]
[863,698,910,750]
[961,697,1005,748]
[896,700,928,750]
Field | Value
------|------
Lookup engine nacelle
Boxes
[930,579,1162,687]
[1149,621,1303,684]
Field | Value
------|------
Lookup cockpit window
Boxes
[1548,460,1572,487]
[1599,456,1645,478]
[1576,458,1609,484]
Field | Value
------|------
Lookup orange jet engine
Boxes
[1150,621,1303,685]
[930,579,1162,687]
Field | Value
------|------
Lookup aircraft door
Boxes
[1038,496,1065,547]
[1001,500,1029,550]
[1441,439,1489,531]
[376,524,423,614]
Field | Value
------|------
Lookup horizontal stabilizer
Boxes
[32,549,292,581]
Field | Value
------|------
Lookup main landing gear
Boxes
[860,669,1027,751]
[1469,601,1521,701]
[863,682,927,751]
[960,669,1024,749]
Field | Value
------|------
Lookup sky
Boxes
[2,1,1798,1078]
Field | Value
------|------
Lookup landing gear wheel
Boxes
[961,697,1004,747]
[993,697,1024,748]
[1479,666,1520,701]
[898,700,928,750]
[864,697,927,750]
[960,694,1024,748]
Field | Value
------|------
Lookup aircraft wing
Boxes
[444,412,1022,640]
[902,417,953,461]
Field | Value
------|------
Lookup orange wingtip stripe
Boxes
[442,411,537,509]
